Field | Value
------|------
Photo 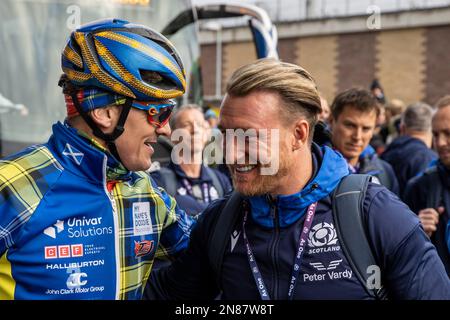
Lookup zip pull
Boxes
[302,182,319,197]
[266,195,278,224]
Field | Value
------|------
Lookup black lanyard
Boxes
[181,178,210,204]
[242,201,318,300]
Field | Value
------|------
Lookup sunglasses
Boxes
[132,100,176,128]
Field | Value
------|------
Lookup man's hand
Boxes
[418,207,445,237]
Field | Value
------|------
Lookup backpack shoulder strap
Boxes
[204,166,224,197]
[156,167,178,196]
[332,174,388,300]
[363,157,391,189]
[208,191,243,287]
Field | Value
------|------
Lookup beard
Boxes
[228,146,292,196]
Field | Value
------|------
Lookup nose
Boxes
[156,122,171,138]
[352,127,363,141]
[434,133,448,149]
[223,134,247,165]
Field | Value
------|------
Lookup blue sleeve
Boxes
[144,198,225,300]
[365,183,450,299]
[149,177,196,260]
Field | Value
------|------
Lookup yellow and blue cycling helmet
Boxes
[61,18,186,101]
[59,19,186,167]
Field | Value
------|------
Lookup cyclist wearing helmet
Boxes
[0,19,194,299]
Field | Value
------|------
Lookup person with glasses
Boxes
[0,18,194,300]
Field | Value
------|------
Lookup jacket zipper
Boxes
[102,156,120,300]
[268,196,280,300]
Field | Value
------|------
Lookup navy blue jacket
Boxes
[151,162,232,217]
[403,161,450,276]
[381,136,437,197]
[145,144,450,300]
[357,145,400,196]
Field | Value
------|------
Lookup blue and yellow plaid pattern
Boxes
[0,122,193,299]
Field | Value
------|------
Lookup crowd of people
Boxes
[0,18,449,300]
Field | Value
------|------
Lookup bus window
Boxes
[0,0,199,156]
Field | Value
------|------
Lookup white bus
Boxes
[0,0,200,156]
[0,0,277,162]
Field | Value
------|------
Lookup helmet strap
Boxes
[70,93,132,166]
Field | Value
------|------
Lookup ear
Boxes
[328,116,335,128]
[292,118,310,150]
[399,123,406,135]
[89,106,120,133]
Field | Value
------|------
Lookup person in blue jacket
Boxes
[144,59,450,300]
[404,96,450,277]
[329,88,399,195]
[381,102,437,197]
[151,104,232,217]
[0,19,195,299]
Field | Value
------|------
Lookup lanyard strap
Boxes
[181,178,210,204]
[242,201,318,300]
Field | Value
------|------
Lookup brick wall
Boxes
[425,25,450,105]
[200,24,450,105]
[337,32,377,93]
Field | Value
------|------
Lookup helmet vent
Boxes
[141,70,163,84]
[140,70,177,90]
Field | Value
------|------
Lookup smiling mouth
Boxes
[144,141,156,153]
[235,165,257,173]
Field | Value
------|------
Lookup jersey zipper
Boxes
[268,196,280,300]
[102,155,120,300]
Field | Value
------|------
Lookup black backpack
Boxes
[207,174,388,300]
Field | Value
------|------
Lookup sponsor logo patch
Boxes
[44,244,83,259]
[310,259,342,271]
[43,220,64,239]
[134,240,154,258]
[132,202,152,236]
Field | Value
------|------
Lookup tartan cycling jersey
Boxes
[0,121,194,299]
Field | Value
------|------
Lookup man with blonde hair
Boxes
[145,59,450,300]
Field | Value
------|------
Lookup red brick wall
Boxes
[200,44,217,97]
[200,24,450,105]
[278,37,297,63]
[425,25,450,105]
[337,32,377,93]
